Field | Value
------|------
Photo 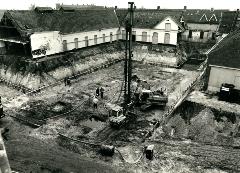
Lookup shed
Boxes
[207,30,240,92]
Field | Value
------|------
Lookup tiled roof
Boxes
[34,7,53,11]
[218,11,239,34]
[56,4,105,10]
[209,30,240,69]
[182,9,228,24]
[1,9,119,36]
[116,9,184,29]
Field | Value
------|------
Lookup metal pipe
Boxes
[124,28,129,114]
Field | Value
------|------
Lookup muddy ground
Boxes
[0,60,239,172]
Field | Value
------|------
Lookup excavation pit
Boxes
[51,101,70,113]
[80,117,106,131]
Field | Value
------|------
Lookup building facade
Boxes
[116,9,184,46]
[30,28,119,58]
[0,8,120,59]
[207,30,240,92]
[181,9,228,43]
[120,16,182,45]
[208,65,240,92]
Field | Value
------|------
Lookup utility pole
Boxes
[123,2,134,114]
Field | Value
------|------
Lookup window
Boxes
[142,32,147,42]
[74,38,78,49]
[122,30,126,40]
[116,30,120,40]
[63,40,67,51]
[200,31,204,39]
[94,35,97,44]
[85,36,89,47]
[102,34,106,43]
[188,30,192,38]
[110,32,113,43]
[152,32,158,44]
[132,31,136,42]
[165,23,171,31]
[212,32,216,40]
[164,33,170,44]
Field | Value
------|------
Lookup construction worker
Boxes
[0,97,3,119]
[100,87,104,99]
[66,77,71,86]
[93,96,98,109]
[64,77,67,86]
[96,87,100,97]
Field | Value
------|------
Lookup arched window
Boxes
[85,36,89,47]
[142,32,147,42]
[164,33,170,44]
[116,30,120,40]
[110,32,113,43]
[94,35,97,44]
[63,40,67,51]
[122,30,126,40]
[102,34,106,43]
[152,32,158,44]
[74,38,78,49]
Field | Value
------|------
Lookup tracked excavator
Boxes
[132,77,168,110]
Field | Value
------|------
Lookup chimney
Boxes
[115,6,117,9]
[157,6,160,10]
[56,3,60,10]
[184,6,187,10]
[211,8,214,11]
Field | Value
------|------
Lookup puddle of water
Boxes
[81,118,105,131]
[52,104,65,112]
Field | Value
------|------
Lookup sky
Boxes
[1,0,240,10]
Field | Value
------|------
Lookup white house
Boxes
[181,8,228,43]
[116,9,184,45]
[0,7,120,58]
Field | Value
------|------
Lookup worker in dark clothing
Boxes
[0,97,3,119]
[0,103,4,119]
[66,77,71,86]
[100,87,104,99]
[96,87,100,97]
[64,77,67,86]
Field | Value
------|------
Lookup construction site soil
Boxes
[0,59,240,172]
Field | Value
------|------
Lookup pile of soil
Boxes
[188,108,217,143]
[164,106,240,146]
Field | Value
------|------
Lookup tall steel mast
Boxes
[123,2,134,114]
